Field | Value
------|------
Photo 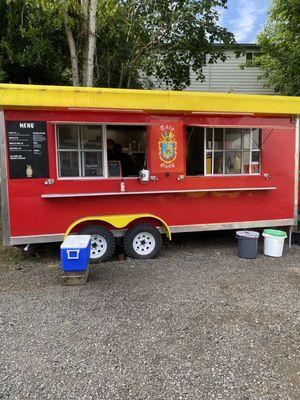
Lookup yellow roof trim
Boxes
[0,83,300,115]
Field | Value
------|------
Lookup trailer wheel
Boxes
[78,225,115,263]
[124,223,162,259]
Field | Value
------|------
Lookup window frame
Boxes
[55,122,148,180]
[245,51,262,64]
[204,127,261,176]
[56,123,107,179]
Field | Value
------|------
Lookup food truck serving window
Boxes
[186,126,261,176]
[56,124,147,178]
[106,125,147,177]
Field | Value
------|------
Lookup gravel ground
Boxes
[0,231,300,400]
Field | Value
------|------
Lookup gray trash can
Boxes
[236,231,260,259]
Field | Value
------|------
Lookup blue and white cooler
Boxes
[60,235,91,272]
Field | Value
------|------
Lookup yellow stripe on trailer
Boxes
[65,213,172,240]
[0,83,300,115]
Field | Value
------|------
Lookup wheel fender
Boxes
[65,213,171,240]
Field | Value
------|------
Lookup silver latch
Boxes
[263,173,271,180]
[44,179,55,185]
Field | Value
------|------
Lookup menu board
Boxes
[108,160,122,177]
[6,121,49,179]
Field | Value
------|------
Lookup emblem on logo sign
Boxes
[158,127,177,165]
[26,165,33,178]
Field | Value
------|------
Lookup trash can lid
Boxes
[263,229,287,238]
[236,230,260,239]
[61,235,91,249]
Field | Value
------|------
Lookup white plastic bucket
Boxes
[262,232,287,257]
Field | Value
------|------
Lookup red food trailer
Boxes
[0,84,299,261]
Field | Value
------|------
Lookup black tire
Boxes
[124,223,162,259]
[79,225,116,263]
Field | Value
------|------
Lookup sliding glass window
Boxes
[57,125,104,178]
[205,127,261,175]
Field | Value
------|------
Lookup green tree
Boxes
[0,0,72,84]
[45,0,235,89]
[95,0,235,89]
[0,0,235,89]
[58,0,98,86]
[0,68,6,82]
[256,0,300,96]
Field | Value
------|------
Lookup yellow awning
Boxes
[0,83,300,115]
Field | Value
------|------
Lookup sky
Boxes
[218,0,272,43]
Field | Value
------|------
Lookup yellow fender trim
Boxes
[64,213,171,240]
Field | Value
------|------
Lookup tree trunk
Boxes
[85,0,98,87]
[62,8,80,86]
[126,72,132,88]
[81,0,89,85]
[107,59,111,87]
[118,64,125,88]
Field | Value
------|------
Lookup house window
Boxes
[205,127,261,175]
[57,125,104,177]
[245,51,262,63]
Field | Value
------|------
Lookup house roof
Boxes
[0,83,300,116]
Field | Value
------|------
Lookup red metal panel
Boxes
[3,109,296,239]
[185,114,293,128]
[4,109,151,124]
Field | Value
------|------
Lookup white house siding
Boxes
[152,49,274,95]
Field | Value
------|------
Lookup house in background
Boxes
[152,44,274,95]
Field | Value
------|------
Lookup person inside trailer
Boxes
[107,138,116,160]
[110,143,135,177]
